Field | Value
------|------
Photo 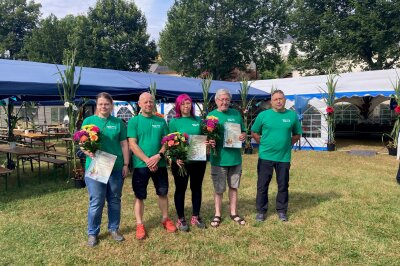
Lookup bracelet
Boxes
[123,164,129,166]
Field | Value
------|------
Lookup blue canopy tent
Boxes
[117,71,269,101]
[0,59,269,102]
[0,59,149,101]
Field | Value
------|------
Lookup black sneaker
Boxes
[176,218,189,232]
[255,213,266,222]
[87,235,98,247]
[278,212,288,222]
[191,215,206,229]
[109,230,125,242]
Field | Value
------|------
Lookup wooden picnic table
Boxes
[14,132,49,150]
[0,144,44,187]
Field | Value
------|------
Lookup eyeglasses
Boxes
[217,98,231,102]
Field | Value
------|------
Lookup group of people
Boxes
[81,89,302,247]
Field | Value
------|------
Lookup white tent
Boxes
[251,69,399,150]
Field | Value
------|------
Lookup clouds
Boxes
[34,0,97,18]
[34,0,173,41]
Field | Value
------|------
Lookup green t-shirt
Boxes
[81,115,127,171]
[127,114,168,168]
[169,116,202,163]
[251,109,302,162]
[208,108,245,166]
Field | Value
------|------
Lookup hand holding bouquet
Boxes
[73,124,100,154]
[201,115,221,155]
[161,132,189,176]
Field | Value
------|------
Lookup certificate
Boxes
[223,122,242,148]
[85,150,117,184]
[187,135,207,161]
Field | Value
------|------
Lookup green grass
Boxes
[0,141,399,265]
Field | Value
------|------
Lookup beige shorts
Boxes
[211,164,242,193]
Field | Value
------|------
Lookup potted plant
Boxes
[197,71,213,119]
[1,100,24,148]
[238,78,255,154]
[382,72,400,156]
[320,71,338,151]
[56,49,83,185]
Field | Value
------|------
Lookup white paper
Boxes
[223,122,242,148]
[85,150,117,184]
[187,135,207,161]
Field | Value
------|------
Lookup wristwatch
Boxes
[159,152,165,159]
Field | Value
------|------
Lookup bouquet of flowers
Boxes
[201,115,221,155]
[161,132,189,176]
[73,124,100,153]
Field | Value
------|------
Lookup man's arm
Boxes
[251,132,261,144]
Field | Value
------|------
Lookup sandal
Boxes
[210,216,222,228]
[230,214,246,225]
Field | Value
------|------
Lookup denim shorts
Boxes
[131,167,168,199]
[211,164,242,193]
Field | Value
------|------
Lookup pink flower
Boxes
[326,106,334,115]
[395,105,400,114]
[168,140,175,147]
[91,126,100,133]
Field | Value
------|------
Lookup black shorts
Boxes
[131,167,169,200]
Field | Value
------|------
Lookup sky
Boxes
[33,0,174,42]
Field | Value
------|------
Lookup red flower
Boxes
[326,106,334,115]
[395,105,400,114]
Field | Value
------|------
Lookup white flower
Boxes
[72,104,78,111]
[64,102,70,108]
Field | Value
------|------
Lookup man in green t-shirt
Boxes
[127,92,176,240]
[208,89,247,227]
[251,90,302,222]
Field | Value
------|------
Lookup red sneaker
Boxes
[136,224,146,240]
[162,218,177,233]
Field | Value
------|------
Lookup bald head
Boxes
[139,92,152,103]
[139,92,155,117]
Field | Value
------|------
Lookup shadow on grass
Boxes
[0,168,76,205]
[180,191,341,221]
[129,190,341,234]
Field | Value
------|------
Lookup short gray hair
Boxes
[215,89,232,101]
[271,89,285,98]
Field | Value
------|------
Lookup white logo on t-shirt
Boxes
[192,123,199,127]
[282,119,291,123]
[152,124,161,128]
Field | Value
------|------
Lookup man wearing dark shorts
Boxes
[127,92,177,240]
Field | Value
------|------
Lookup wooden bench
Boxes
[44,151,72,160]
[38,157,68,169]
[0,166,13,191]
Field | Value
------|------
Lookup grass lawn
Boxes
[0,140,399,265]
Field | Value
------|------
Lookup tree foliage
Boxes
[159,0,291,80]
[4,0,156,72]
[21,14,75,63]
[0,0,41,59]
[291,0,400,74]
[84,0,157,71]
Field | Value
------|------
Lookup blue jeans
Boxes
[85,170,124,236]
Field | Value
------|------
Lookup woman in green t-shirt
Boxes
[80,92,130,247]
[169,94,211,231]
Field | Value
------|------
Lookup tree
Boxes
[0,0,41,59]
[21,14,75,63]
[159,0,291,80]
[85,0,157,71]
[291,0,400,74]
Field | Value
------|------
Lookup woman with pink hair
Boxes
[168,94,210,231]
